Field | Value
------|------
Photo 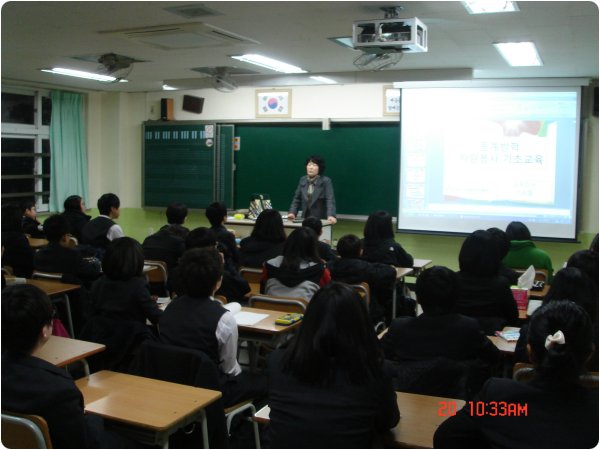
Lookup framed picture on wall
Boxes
[383,85,400,116]
[256,89,292,118]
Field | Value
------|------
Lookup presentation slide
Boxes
[398,86,581,239]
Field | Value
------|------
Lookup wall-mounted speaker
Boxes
[160,98,174,121]
[182,95,204,114]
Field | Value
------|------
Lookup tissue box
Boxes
[511,287,529,311]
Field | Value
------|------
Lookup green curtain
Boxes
[49,90,88,212]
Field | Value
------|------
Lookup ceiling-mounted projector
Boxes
[352,17,428,54]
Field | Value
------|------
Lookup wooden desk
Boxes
[487,326,520,355]
[27,279,80,337]
[27,236,49,248]
[392,267,414,318]
[33,335,105,376]
[253,391,465,449]
[225,217,332,243]
[75,370,222,448]
[412,259,433,276]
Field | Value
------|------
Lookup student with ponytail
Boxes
[434,301,598,448]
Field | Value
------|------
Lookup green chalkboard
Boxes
[143,122,233,209]
[233,122,399,216]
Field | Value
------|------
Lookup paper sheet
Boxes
[234,312,268,326]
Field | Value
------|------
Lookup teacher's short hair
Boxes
[305,155,326,175]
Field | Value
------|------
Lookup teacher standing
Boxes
[288,155,337,224]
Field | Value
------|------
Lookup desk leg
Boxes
[199,409,209,449]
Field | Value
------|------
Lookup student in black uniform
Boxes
[266,282,400,448]
[206,202,239,267]
[1,203,34,278]
[434,301,598,449]
[81,193,124,255]
[239,208,286,268]
[301,216,337,262]
[142,203,189,272]
[21,200,45,238]
[60,195,91,243]
[159,247,266,407]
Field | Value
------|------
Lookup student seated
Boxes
[503,220,554,281]
[455,230,518,335]
[21,200,45,238]
[327,233,397,322]
[60,195,91,243]
[239,209,286,268]
[1,203,34,278]
[89,237,162,325]
[301,216,337,262]
[81,193,124,255]
[175,227,250,303]
[159,247,266,407]
[34,214,101,287]
[487,227,519,286]
[142,202,189,272]
[362,210,413,267]
[1,284,99,448]
[434,301,598,448]
[266,282,400,448]
[567,248,599,293]
[262,227,331,301]
[206,201,239,267]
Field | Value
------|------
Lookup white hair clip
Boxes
[544,330,566,350]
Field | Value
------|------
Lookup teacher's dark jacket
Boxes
[289,175,336,220]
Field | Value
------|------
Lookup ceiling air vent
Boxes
[99,22,259,50]
[163,4,223,19]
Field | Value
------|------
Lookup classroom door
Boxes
[143,122,234,209]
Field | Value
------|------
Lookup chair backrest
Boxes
[31,271,63,281]
[239,267,262,296]
[513,362,599,388]
[249,294,308,313]
[351,282,370,309]
[1,411,52,449]
[144,260,169,297]
[132,340,228,448]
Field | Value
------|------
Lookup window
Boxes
[1,88,51,211]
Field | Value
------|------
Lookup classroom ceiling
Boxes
[1,1,598,93]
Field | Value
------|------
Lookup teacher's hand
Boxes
[327,216,337,224]
[287,213,296,221]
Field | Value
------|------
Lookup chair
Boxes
[31,271,74,338]
[248,294,308,313]
[144,260,169,297]
[240,267,262,299]
[133,340,260,448]
[351,282,370,310]
[1,411,53,448]
[513,362,599,388]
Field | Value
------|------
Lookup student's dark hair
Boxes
[487,227,511,259]
[186,227,217,249]
[459,230,500,276]
[336,234,363,259]
[590,233,599,255]
[567,249,598,288]
[178,247,224,298]
[527,300,593,386]
[166,202,188,225]
[544,267,596,319]
[205,202,227,227]
[505,221,531,241]
[416,266,460,314]
[282,282,383,385]
[301,216,322,235]
[101,237,144,281]
[251,209,286,243]
[63,195,82,212]
[42,214,69,243]
[2,284,53,355]
[97,193,120,216]
[20,200,36,213]
[280,227,321,271]
[305,155,325,175]
[1,203,23,232]
[363,210,394,243]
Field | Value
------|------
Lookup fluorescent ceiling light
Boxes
[463,0,519,14]
[231,54,306,73]
[310,76,337,84]
[494,41,542,66]
[41,67,127,82]
[162,84,177,90]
